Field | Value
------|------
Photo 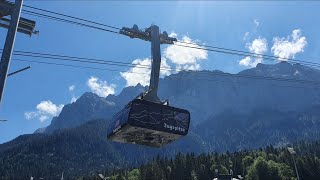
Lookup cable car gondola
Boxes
[107,95,190,147]
[107,25,191,148]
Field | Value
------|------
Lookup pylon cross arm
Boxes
[0,1,14,18]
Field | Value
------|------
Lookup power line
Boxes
[7,50,320,86]
[2,48,320,86]
[20,5,320,69]
[21,10,120,34]
[9,50,178,72]
[10,7,320,86]
[9,50,320,85]
[13,52,151,69]
[177,41,320,67]
[23,4,121,30]
[21,7,320,69]
[2,49,175,72]
[13,59,148,75]
[165,73,316,90]
[13,58,318,90]
[174,43,320,69]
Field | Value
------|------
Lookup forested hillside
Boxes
[86,141,320,180]
[0,119,208,180]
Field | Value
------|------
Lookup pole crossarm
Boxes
[120,24,177,44]
[0,1,37,36]
[0,16,36,36]
[0,0,13,18]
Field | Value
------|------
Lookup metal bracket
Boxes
[7,66,31,77]
[0,1,13,18]
[0,1,37,36]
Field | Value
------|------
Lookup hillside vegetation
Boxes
[86,140,320,180]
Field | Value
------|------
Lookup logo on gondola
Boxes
[164,123,185,132]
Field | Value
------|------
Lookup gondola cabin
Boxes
[107,99,190,148]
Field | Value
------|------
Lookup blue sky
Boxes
[0,1,319,143]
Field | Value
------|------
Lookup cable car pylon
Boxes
[0,0,37,107]
[107,24,191,148]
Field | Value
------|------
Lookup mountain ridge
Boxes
[1,62,320,179]
[38,62,320,134]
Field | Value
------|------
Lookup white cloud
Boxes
[169,31,177,38]
[36,101,64,116]
[24,111,38,120]
[177,64,201,71]
[164,35,208,70]
[69,85,75,92]
[71,97,77,103]
[243,32,250,41]
[39,115,49,122]
[25,100,64,122]
[121,35,206,86]
[120,58,171,87]
[254,19,260,28]
[87,76,116,97]
[239,37,268,67]
[271,29,307,60]
[68,85,77,103]
[239,56,252,67]
[248,37,268,54]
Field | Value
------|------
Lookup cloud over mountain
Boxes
[120,35,208,87]
[164,36,208,70]
[87,76,116,97]
[120,58,171,87]
[25,101,64,122]
[271,29,307,60]
[239,37,268,67]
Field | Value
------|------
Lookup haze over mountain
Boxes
[1,62,320,179]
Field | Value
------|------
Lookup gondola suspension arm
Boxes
[120,24,177,103]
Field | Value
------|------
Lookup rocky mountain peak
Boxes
[39,62,320,133]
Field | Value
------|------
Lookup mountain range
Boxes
[1,61,320,179]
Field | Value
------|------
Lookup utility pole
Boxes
[0,0,23,105]
[0,0,36,106]
[120,24,176,103]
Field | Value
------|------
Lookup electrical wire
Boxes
[173,43,320,70]
[20,6,320,69]
[21,10,120,34]
[23,4,122,30]
[13,59,148,75]
[177,41,320,67]
[12,58,318,90]
[21,7,320,70]
[8,6,320,87]
[13,53,151,69]
[7,50,320,86]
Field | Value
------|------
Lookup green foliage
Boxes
[87,140,320,180]
[0,119,208,179]
[2,118,320,179]
[246,156,295,180]
[190,170,198,180]
[127,169,140,180]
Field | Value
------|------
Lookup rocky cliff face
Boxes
[40,62,320,133]
[43,84,146,133]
